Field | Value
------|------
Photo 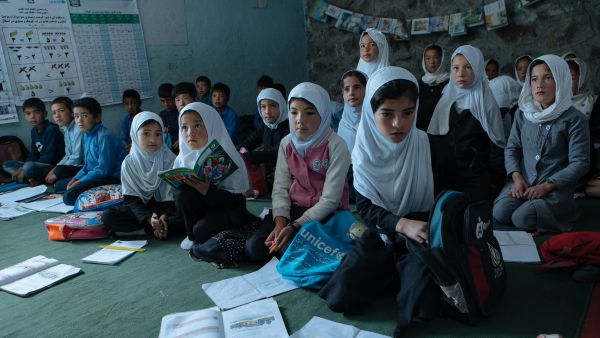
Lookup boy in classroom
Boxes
[158,83,179,151]
[63,97,127,205]
[172,82,197,112]
[2,98,64,185]
[211,82,243,145]
[253,74,275,128]
[44,96,83,193]
[120,89,143,151]
[195,76,212,105]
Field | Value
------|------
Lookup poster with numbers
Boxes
[0,0,85,105]
[69,0,152,105]
[0,42,18,124]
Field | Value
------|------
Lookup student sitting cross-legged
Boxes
[493,55,590,232]
[63,97,127,205]
[244,82,351,263]
[318,67,486,336]
[174,102,255,251]
[102,112,183,239]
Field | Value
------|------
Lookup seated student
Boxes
[63,98,127,206]
[211,82,243,145]
[195,76,212,105]
[157,83,179,151]
[337,70,367,154]
[485,58,500,80]
[238,88,290,189]
[417,44,450,130]
[173,102,253,251]
[489,75,522,137]
[514,55,532,89]
[245,82,351,263]
[253,75,275,128]
[356,28,389,77]
[120,89,142,151]
[427,45,507,200]
[2,98,64,184]
[493,55,590,232]
[102,112,183,239]
[272,83,287,98]
[45,97,83,193]
[172,82,197,112]
[318,66,486,335]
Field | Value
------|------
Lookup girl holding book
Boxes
[102,112,183,239]
[173,102,254,251]
[245,82,351,262]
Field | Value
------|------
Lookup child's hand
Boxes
[395,218,428,244]
[183,175,210,195]
[151,213,169,239]
[264,217,288,248]
[13,168,24,182]
[524,182,554,200]
[509,172,528,199]
[45,168,57,184]
[66,179,80,190]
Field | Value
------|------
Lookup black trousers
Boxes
[318,230,440,337]
[102,200,183,237]
[174,185,249,244]
[53,165,81,193]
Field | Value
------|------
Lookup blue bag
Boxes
[74,184,124,212]
[276,211,362,289]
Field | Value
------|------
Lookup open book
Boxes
[81,240,147,265]
[291,316,391,338]
[0,256,82,297]
[493,230,541,263]
[202,257,299,310]
[158,139,238,188]
[159,298,288,338]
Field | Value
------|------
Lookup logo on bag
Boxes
[488,242,504,279]
[475,217,490,239]
[299,228,345,260]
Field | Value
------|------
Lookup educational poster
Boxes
[0,0,85,103]
[69,0,152,105]
[0,42,18,124]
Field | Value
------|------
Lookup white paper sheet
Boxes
[0,185,48,205]
[20,194,63,211]
[81,240,147,265]
[493,230,541,263]
[159,307,222,338]
[202,257,299,310]
[222,298,288,338]
[0,255,58,286]
[0,263,81,296]
[290,316,391,338]
[0,203,35,220]
[40,202,73,214]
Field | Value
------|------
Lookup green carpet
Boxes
[0,197,597,337]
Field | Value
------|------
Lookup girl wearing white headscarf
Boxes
[356,28,390,77]
[102,112,182,239]
[337,70,367,154]
[319,66,487,334]
[566,58,598,120]
[428,44,507,199]
[238,88,290,190]
[417,44,450,130]
[173,102,255,251]
[245,82,351,262]
[514,55,532,88]
[489,75,522,136]
[493,55,590,232]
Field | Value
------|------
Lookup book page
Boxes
[194,139,238,184]
[290,316,391,338]
[81,240,147,265]
[0,264,81,297]
[20,194,63,211]
[222,298,288,338]
[0,185,48,205]
[158,168,197,188]
[0,203,35,220]
[493,231,541,263]
[42,202,74,214]
[202,258,298,310]
[0,256,59,286]
[159,307,223,338]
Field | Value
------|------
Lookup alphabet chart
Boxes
[0,42,18,124]
[69,0,152,105]
[0,0,85,103]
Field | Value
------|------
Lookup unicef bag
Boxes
[276,211,365,289]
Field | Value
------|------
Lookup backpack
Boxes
[44,211,110,241]
[0,136,29,182]
[405,190,506,325]
[539,232,600,269]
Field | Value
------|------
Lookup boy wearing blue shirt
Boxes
[45,96,84,193]
[2,98,64,184]
[212,82,243,145]
[158,83,178,151]
[63,97,127,205]
[120,89,142,151]
[195,76,212,105]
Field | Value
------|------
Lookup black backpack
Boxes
[406,190,507,324]
[0,136,29,181]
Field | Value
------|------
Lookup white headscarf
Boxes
[356,28,390,77]
[121,112,176,203]
[257,88,288,129]
[421,44,449,85]
[568,58,597,119]
[337,70,367,154]
[173,102,249,193]
[353,66,434,217]
[561,51,577,60]
[489,75,521,108]
[288,82,333,157]
[427,45,506,148]
[514,55,532,87]
[518,55,573,124]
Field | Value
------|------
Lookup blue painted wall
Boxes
[0,0,308,145]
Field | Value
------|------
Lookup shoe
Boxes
[180,237,194,250]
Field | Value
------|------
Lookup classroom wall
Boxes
[0,0,309,145]
[305,0,600,101]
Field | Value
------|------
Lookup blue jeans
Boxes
[2,160,53,181]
